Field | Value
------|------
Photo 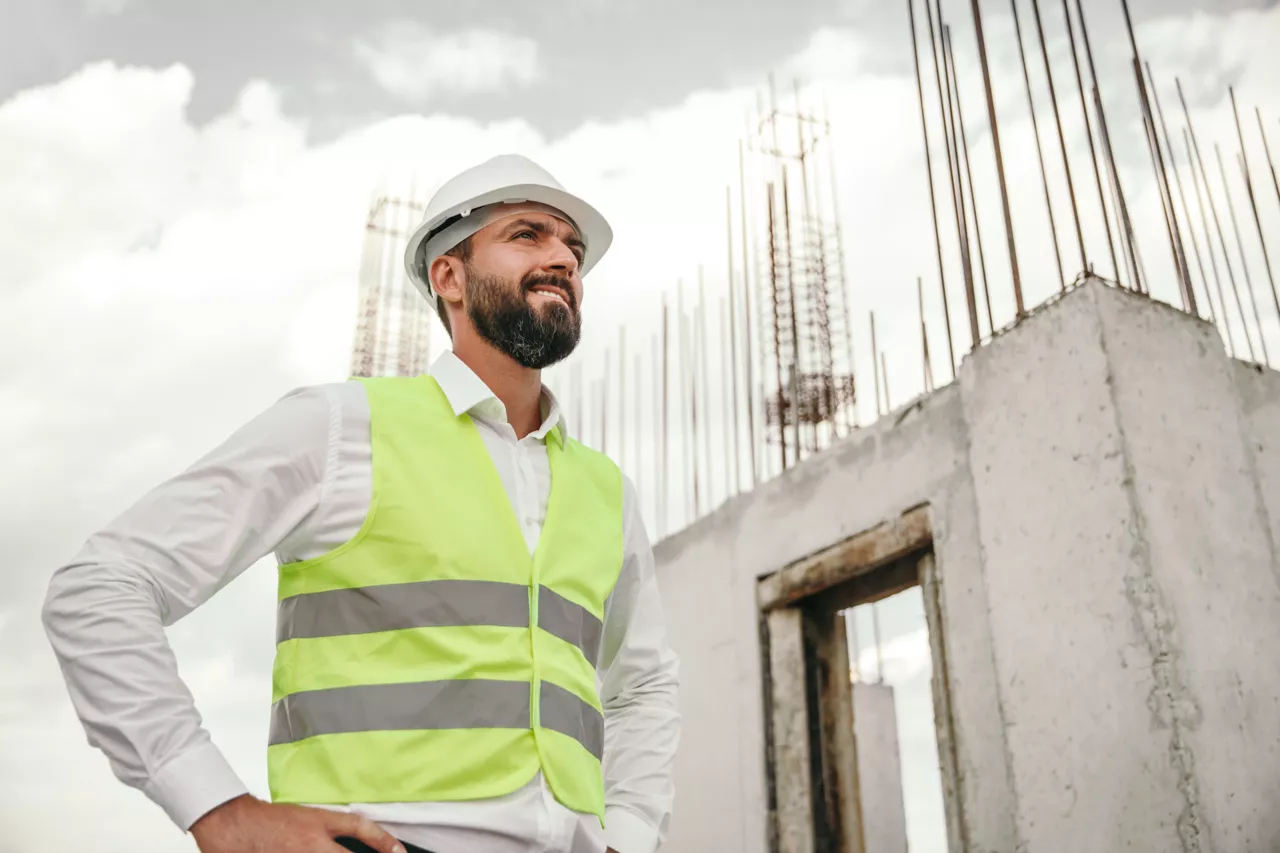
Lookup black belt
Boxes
[335,837,436,853]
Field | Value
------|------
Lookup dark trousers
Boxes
[335,837,436,853]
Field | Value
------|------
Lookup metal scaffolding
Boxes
[350,189,433,378]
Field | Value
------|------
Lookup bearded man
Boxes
[43,155,681,853]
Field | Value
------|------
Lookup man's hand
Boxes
[190,794,406,853]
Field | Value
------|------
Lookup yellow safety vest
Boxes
[266,374,624,823]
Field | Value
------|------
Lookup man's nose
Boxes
[543,242,580,276]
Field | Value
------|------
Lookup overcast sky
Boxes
[4,1,1280,850]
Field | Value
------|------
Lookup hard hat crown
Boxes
[403,154,613,318]
[424,154,565,221]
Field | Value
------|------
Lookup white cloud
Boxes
[3,4,1280,849]
[855,626,934,685]
[784,27,868,83]
[354,22,540,100]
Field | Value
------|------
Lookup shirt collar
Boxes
[428,350,568,447]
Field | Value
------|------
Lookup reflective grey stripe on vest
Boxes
[276,579,529,644]
[538,586,603,665]
[540,680,604,760]
[278,579,604,665]
[269,678,605,760]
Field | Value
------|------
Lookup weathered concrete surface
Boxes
[959,285,1188,851]
[1233,361,1280,568]
[1098,289,1280,851]
[655,378,1015,853]
[652,279,1280,853]
[852,683,908,853]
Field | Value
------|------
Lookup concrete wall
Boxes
[653,314,1015,853]
[653,280,1280,853]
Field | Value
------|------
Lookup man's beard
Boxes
[463,264,582,369]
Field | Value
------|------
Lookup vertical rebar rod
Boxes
[634,352,642,514]
[698,268,714,502]
[688,307,702,520]
[600,351,609,454]
[1077,0,1140,290]
[926,0,980,349]
[1217,143,1270,365]
[872,603,884,684]
[373,206,395,374]
[1061,0,1119,281]
[1120,0,1193,309]
[1010,0,1066,292]
[781,170,804,462]
[947,27,996,337]
[824,97,860,426]
[906,0,958,377]
[693,302,706,511]
[738,140,759,487]
[919,276,935,392]
[1138,66,1194,311]
[574,360,584,449]
[619,325,626,472]
[1180,79,1256,360]
[655,327,665,538]
[1148,64,1218,325]
[767,82,787,467]
[588,379,597,449]
[677,281,692,520]
[1030,0,1088,274]
[1260,110,1280,212]
[1233,89,1280,333]
[945,24,993,338]
[767,182,789,472]
[750,125,771,482]
[720,296,732,499]
[871,311,882,418]
[659,301,668,533]
[793,81,836,445]
[1185,129,1238,355]
[1095,84,1143,292]
[969,0,1025,315]
[882,352,892,413]
[1105,113,1139,289]
[725,187,742,493]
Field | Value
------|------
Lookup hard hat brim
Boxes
[403,181,613,316]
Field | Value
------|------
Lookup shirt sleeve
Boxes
[40,383,338,831]
[597,475,682,853]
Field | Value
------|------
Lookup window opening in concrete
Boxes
[758,507,961,853]
[843,584,948,853]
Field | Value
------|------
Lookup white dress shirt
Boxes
[42,351,680,853]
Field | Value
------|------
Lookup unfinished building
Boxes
[653,278,1280,852]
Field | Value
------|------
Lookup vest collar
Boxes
[429,351,568,448]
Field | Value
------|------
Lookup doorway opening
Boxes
[756,505,963,853]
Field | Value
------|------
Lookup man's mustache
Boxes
[521,273,577,311]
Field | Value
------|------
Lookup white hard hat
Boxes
[403,154,613,315]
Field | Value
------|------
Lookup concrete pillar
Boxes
[958,279,1280,852]
[852,682,908,853]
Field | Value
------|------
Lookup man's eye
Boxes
[515,230,536,240]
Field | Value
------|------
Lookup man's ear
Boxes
[429,254,466,310]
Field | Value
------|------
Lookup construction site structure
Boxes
[746,79,858,470]
[350,188,435,379]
